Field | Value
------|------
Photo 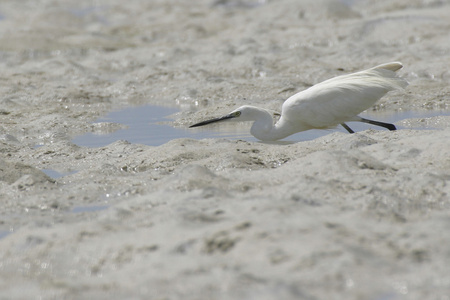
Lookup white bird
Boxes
[190,62,408,141]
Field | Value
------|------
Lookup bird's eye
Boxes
[234,111,241,117]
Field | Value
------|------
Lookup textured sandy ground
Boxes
[0,1,449,299]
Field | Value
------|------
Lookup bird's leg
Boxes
[341,123,355,134]
[360,117,396,131]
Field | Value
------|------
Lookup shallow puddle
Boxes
[72,105,253,147]
[70,205,109,213]
[41,169,79,179]
[72,105,449,147]
[0,231,11,240]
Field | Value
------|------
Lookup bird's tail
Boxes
[368,62,408,90]
[372,62,403,72]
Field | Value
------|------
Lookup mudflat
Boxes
[0,1,449,299]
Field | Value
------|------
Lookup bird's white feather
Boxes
[372,61,404,72]
[281,62,408,128]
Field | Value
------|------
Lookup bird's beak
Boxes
[189,113,236,128]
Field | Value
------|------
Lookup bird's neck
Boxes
[250,114,297,141]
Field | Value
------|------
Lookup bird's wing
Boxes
[282,64,408,127]
[371,62,404,72]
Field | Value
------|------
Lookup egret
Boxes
[190,62,408,141]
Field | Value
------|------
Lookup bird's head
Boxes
[189,105,279,128]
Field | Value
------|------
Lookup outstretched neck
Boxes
[250,113,297,141]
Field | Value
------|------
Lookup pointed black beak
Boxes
[189,114,235,128]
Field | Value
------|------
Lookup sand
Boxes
[0,0,449,299]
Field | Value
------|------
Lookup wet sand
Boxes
[0,1,449,299]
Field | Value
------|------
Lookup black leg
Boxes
[341,123,355,134]
[360,118,396,131]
